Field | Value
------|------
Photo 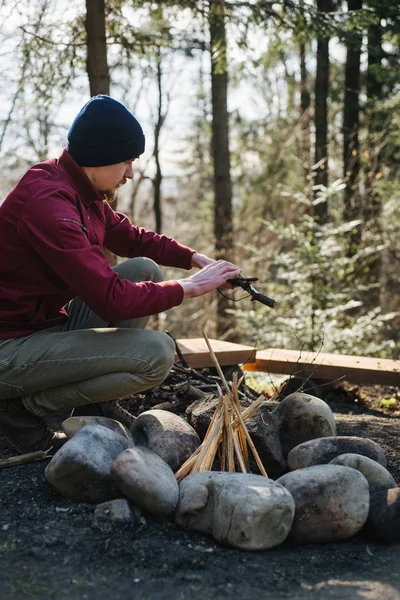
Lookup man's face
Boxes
[90,159,136,201]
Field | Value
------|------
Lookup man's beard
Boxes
[102,178,126,203]
[103,189,118,203]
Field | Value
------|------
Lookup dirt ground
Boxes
[0,381,399,600]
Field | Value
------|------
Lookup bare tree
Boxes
[313,0,334,223]
[152,46,167,234]
[86,0,118,265]
[299,0,311,185]
[85,0,110,96]
[343,0,362,256]
[209,0,234,339]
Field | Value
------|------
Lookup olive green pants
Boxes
[0,258,175,416]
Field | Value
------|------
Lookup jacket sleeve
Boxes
[103,204,196,269]
[18,190,185,322]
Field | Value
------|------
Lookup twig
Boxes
[232,374,250,471]
[202,330,231,395]
[232,429,248,473]
[175,334,272,482]
[167,331,190,368]
[175,395,224,481]
[0,450,51,469]
[230,398,269,478]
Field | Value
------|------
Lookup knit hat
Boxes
[67,95,145,167]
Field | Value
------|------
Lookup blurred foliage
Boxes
[0,0,399,356]
[231,181,399,357]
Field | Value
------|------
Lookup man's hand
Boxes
[191,252,215,269]
[177,260,242,299]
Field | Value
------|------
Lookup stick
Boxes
[231,428,247,473]
[232,374,250,471]
[230,396,269,478]
[190,406,224,473]
[236,426,249,471]
[223,395,235,472]
[218,444,224,472]
[195,413,224,472]
[175,447,202,481]
[0,450,51,469]
[176,396,224,480]
[203,330,231,395]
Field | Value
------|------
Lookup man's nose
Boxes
[125,164,134,179]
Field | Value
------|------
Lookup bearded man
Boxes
[0,95,241,454]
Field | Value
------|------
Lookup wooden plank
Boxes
[175,338,256,369]
[243,348,400,386]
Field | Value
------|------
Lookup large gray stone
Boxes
[276,465,370,543]
[175,472,295,551]
[288,436,387,471]
[111,446,179,516]
[365,487,400,542]
[45,424,132,503]
[272,392,337,456]
[129,409,200,473]
[329,453,396,492]
[245,408,286,474]
[62,416,133,442]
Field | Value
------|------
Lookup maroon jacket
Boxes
[0,149,195,340]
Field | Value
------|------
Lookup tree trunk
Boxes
[209,0,234,339]
[85,0,116,266]
[299,35,311,185]
[365,7,384,222]
[343,0,362,256]
[153,50,163,234]
[363,3,385,305]
[85,0,110,96]
[313,0,333,223]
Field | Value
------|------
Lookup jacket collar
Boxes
[57,148,104,206]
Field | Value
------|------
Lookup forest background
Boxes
[0,0,399,360]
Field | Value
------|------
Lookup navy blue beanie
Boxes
[67,95,145,167]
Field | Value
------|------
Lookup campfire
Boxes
[3,333,398,551]
[176,332,269,481]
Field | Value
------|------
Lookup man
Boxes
[0,95,241,455]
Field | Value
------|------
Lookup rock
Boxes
[186,395,221,439]
[94,499,133,523]
[129,409,200,473]
[111,446,179,515]
[329,454,396,492]
[175,472,295,551]
[276,465,370,542]
[271,392,336,456]
[62,416,133,442]
[278,377,322,400]
[245,407,286,474]
[45,424,132,503]
[262,401,280,411]
[287,436,387,470]
[365,487,400,542]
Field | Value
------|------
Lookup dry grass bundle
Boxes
[175,332,273,482]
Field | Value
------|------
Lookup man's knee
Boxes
[114,257,164,284]
[149,332,175,384]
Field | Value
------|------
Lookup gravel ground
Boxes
[0,386,399,600]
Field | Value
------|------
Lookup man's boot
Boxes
[72,399,136,429]
[0,399,66,454]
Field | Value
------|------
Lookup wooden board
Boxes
[175,338,256,369]
[243,348,400,386]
